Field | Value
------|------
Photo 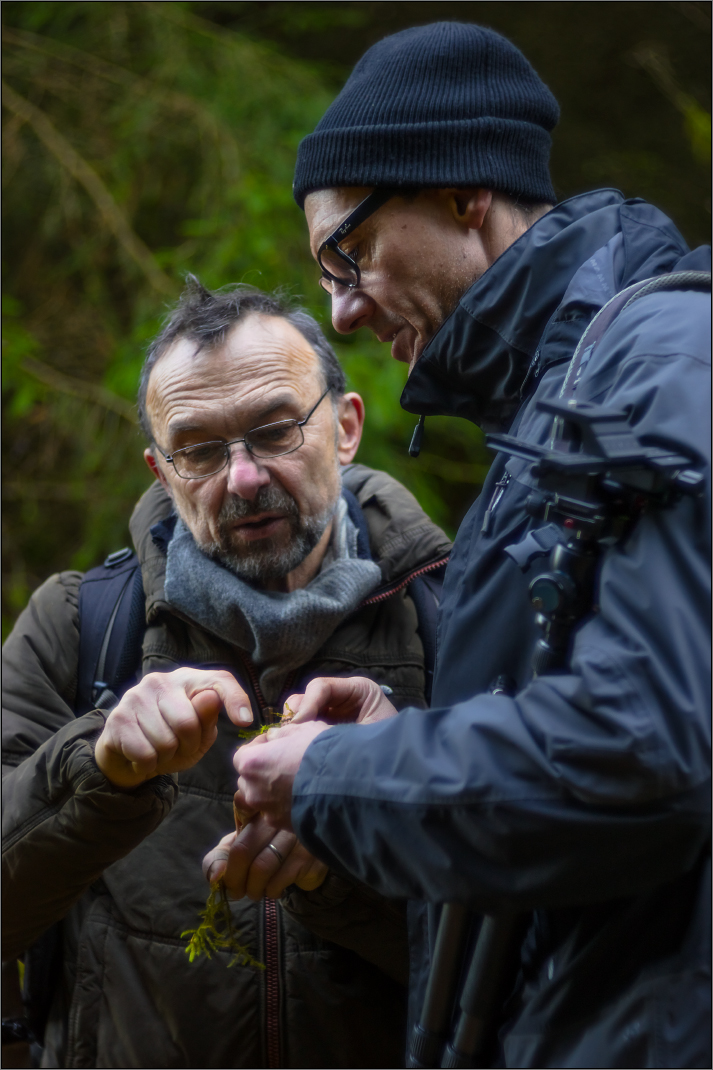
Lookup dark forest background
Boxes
[2,1,710,636]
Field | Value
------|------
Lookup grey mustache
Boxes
[218,485,299,523]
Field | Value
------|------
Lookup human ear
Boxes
[144,447,173,497]
[449,188,493,231]
[336,393,365,465]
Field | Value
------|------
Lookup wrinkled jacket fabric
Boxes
[2,464,451,1069]
[292,191,711,1068]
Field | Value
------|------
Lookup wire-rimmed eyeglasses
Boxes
[155,388,331,480]
[317,187,397,293]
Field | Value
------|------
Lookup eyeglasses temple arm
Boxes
[152,443,173,463]
[299,387,332,426]
[332,187,398,241]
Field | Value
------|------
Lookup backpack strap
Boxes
[341,487,372,560]
[408,568,446,705]
[560,270,712,400]
[343,484,445,704]
[76,549,146,714]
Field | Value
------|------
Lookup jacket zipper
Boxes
[237,557,448,1067]
[264,898,280,1069]
[235,652,288,1069]
[519,347,541,399]
[237,651,296,723]
[480,472,512,536]
[361,554,450,607]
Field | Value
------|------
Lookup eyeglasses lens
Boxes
[247,421,303,458]
[173,443,228,479]
[318,244,358,289]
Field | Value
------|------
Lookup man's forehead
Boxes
[156,314,318,382]
[223,314,320,370]
[146,313,322,425]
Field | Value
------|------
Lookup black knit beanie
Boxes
[293,22,559,208]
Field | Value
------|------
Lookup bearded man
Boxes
[2,279,450,1069]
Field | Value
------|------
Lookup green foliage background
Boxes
[2,1,710,636]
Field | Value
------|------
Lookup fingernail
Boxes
[207,861,226,882]
[239,706,252,725]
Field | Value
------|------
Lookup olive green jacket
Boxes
[2,464,450,1069]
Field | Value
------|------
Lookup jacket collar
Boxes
[400,188,689,431]
[129,464,451,622]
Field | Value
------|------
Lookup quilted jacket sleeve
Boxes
[2,573,177,959]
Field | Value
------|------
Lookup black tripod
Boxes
[407,397,703,1069]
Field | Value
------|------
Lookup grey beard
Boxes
[193,483,339,584]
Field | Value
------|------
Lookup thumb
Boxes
[191,688,222,722]
[192,690,221,757]
[290,679,336,723]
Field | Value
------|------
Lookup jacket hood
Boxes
[129,465,451,620]
[400,188,690,431]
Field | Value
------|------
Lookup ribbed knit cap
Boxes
[293,22,559,207]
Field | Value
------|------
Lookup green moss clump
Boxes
[182,881,264,970]
[237,723,273,742]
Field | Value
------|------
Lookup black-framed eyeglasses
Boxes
[155,388,331,480]
[317,187,397,293]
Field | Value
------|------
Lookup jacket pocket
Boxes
[68,911,262,1069]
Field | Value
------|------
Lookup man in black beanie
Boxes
[228,22,711,1069]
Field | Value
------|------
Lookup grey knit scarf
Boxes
[164,496,381,705]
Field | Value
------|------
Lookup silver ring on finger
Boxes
[267,842,285,866]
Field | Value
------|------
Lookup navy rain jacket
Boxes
[292,190,711,1068]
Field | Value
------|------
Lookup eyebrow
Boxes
[166,393,300,439]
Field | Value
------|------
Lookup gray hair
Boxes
[137,275,346,441]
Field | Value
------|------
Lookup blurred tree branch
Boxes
[631,44,711,163]
[668,2,711,32]
[1,79,175,294]
[3,479,90,500]
[2,24,239,176]
[21,356,139,424]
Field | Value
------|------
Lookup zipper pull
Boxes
[519,349,541,399]
[481,473,511,536]
[409,415,426,458]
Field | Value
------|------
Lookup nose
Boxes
[330,284,375,335]
[225,443,271,500]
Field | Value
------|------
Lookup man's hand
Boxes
[95,668,254,789]
[233,720,331,829]
[287,675,398,725]
[202,814,328,901]
[233,678,398,828]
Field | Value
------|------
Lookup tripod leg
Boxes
[407,903,471,1068]
[441,913,526,1069]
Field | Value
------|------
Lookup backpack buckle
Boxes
[104,548,132,568]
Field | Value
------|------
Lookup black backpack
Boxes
[75,548,146,715]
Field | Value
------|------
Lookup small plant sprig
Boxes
[237,723,272,741]
[183,703,296,968]
[237,703,296,741]
[182,881,264,970]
